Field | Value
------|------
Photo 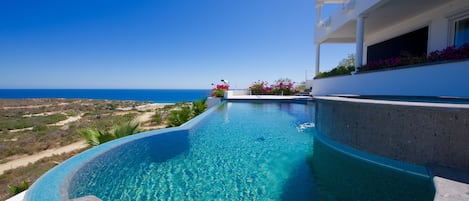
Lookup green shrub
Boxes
[163,104,175,110]
[0,113,67,131]
[165,99,207,128]
[8,180,29,195]
[113,122,140,138]
[315,65,355,78]
[167,106,192,127]
[32,125,48,132]
[192,99,207,116]
[78,121,140,146]
[211,89,225,98]
[151,111,163,125]
[105,103,118,110]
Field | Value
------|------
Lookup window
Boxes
[454,17,469,47]
[367,27,428,63]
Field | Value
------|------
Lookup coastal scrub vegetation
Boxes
[0,113,67,131]
[249,78,299,95]
[0,148,86,200]
[0,98,210,200]
[78,98,208,144]
[151,110,163,125]
[0,99,149,160]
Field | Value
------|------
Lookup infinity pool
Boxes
[68,102,316,200]
[26,101,435,201]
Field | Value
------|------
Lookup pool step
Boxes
[430,165,469,201]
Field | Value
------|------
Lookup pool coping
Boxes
[313,96,469,109]
[25,101,225,201]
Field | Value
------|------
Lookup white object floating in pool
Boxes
[297,122,315,132]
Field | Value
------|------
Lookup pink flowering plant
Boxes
[272,80,297,95]
[359,43,469,72]
[427,44,469,62]
[249,80,271,95]
[249,79,298,95]
[211,83,229,98]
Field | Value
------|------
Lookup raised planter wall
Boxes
[312,60,469,98]
[315,96,469,170]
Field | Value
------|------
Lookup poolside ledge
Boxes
[6,191,26,201]
[431,165,469,201]
[224,90,311,101]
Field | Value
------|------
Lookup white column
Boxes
[316,4,322,26]
[315,44,321,76]
[355,16,365,72]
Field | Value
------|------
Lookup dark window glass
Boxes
[455,17,469,47]
[367,27,428,63]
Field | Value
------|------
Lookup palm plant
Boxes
[151,110,163,125]
[167,106,192,127]
[78,128,108,146]
[192,98,207,116]
[78,121,140,146]
[113,121,140,138]
[8,180,29,195]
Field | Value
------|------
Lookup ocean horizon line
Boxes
[0,89,212,103]
[0,88,211,90]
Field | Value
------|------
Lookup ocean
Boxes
[0,89,211,103]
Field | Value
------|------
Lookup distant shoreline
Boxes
[0,89,211,103]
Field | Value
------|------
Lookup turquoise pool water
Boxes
[68,102,317,200]
[26,101,435,201]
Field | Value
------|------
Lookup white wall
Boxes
[305,79,314,91]
[312,60,469,98]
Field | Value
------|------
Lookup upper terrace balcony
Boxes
[314,0,463,75]
[315,0,448,44]
[313,0,469,98]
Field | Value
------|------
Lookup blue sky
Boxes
[0,0,353,89]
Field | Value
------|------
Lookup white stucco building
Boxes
[313,0,469,97]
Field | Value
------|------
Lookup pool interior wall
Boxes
[314,96,469,169]
[25,100,436,201]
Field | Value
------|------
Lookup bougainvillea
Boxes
[249,80,270,95]
[249,79,298,95]
[358,43,469,72]
[211,83,229,97]
[427,44,469,62]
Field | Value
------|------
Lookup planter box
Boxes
[312,60,469,98]
[206,97,221,108]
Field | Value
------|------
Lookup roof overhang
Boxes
[317,0,450,44]
[316,0,348,7]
